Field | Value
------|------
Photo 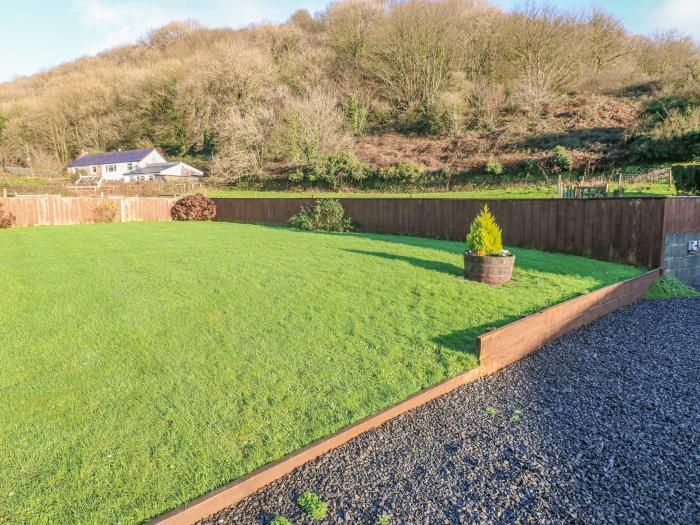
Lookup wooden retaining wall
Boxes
[0,196,176,226]
[151,269,659,525]
[213,197,686,268]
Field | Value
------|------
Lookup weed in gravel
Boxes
[377,513,391,524]
[297,492,328,520]
[271,517,291,525]
[510,409,523,423]
[645,276,699,299]
[486,406,498,416]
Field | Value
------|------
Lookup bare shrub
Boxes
[92,202,117,223]
[273,90,352,163]
[0,203,15,228]
[171,194,217,221]
[466,80,507,128]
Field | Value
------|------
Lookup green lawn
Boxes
[205,182,676,199]
[0,222,643,524]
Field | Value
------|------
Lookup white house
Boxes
[124,162,204,183]
[67,148,203,185]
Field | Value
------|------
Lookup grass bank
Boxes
[0,222,642,523]
[205,182,675,199]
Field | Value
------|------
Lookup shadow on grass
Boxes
[343,249,463,276]
[433,315,524,354]
[277,227,636,286]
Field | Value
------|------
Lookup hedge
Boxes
[671,163,700,194]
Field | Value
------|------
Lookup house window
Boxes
[106,165,117,173]
[90,165,97,174]
[126,163,134,171]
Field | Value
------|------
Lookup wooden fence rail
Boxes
[213,197,695,269]
[4,195,698,271]
[0,196,176,226]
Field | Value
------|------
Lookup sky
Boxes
[0,0,699,83]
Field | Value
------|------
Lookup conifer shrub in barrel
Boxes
[464,204,514,284]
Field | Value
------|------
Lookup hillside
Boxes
[1,0,699,190]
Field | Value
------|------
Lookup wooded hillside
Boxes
[1,0,699,185]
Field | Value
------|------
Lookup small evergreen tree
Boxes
[466,204,503,256]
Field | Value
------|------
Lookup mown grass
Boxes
[0,222,643,524]
[205,182,675,199]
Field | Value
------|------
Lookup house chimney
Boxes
[79,148,87,157]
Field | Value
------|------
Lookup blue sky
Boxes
[1,0,699,83]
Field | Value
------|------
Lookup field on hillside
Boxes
[0,222,642,524]
[205,181,676,199]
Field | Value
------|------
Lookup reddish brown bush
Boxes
[171,194,217,221]
[92,202,117,223]
[0,203,15,228]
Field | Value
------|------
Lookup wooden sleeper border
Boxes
[151,269,660,525]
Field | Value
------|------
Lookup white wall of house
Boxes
[69,150,166,181]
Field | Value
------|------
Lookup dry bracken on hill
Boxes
[0,0,699,183]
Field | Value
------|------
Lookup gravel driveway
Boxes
[200,298,700,525]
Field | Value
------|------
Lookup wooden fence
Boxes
[0,196,176,226]
[214,197,700,269]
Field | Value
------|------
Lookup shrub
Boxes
[289,199,353,232]
[466,204,504,256]
[171,194,217,221]
[632,132,700,162]
[551,145,573,171]
[297,492,328,520]
[485,158,504,177]
[672,163,700,194]
[288,153,371,189]
[0,202,15,228]
[91,202,117,223]
[270,517,291,525]
[376,160,426,188]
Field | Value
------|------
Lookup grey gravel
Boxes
[199,299,700,525]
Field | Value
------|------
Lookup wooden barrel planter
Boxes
[464,253,515,285]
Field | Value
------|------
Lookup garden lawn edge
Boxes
[149,269,660,525]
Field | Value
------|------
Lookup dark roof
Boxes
[124,162,179,175]
[68,148,156,167]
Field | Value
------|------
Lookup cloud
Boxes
[650,0,700,41]
[71,0,331,55]
[73,0,193,52]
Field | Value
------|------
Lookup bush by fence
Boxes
[671,163,700,195]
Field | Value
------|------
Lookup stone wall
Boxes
[663,231,700,287]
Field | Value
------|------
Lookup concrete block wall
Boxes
[663,232,700,287]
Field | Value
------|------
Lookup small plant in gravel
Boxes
[486,406,498,416]
[510,409,523,423]
[297,492,328,520]
[171,194,217,221]
[377,513,391,525]
[270,516,291,525]
[466,205,505,256]
[289,199,353,232]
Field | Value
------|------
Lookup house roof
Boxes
[125,162,203,177]
[68,148,156,167]
[124,162,179,175]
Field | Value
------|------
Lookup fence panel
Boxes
[212,197,675,268]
